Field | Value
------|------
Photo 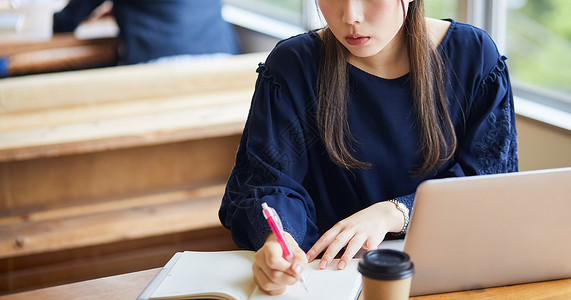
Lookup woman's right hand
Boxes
[252,232,307,295]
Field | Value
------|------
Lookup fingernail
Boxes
[294,263,303,275]
[338,260,346,270]
[319,259,328,269]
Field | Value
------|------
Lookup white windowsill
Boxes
[222,5,306,40]
[514,96,571,132]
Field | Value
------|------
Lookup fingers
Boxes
[338,233,367,270]
[308,221,360,270]
[253,234,305,295]
[307,221,389,270]
[318,229,354,269]
[364,234,384,251]
[252,263,287,295]
[306,226,341,263]
[290,243,308,276]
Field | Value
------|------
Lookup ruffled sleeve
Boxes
[453,55,519,175]
[219,63,319,251]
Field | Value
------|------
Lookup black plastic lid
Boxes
[358,249,415,280]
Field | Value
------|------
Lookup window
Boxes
[505,0,571,110]
[225,0,302,25]
[223,0,311,39]
[424,0,459,20]
[444,0,570,127]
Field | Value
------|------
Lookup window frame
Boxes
[457,0,570,130]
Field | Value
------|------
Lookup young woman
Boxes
[219,0,517,295]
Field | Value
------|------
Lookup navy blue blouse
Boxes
[219,20,518,252]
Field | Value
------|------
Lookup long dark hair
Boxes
[316,0,456,176]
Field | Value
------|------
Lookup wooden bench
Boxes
[0,52,268,294]
[0,33,118,76]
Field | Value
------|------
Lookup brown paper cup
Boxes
[358,249,414,300]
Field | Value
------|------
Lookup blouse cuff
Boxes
[394,192,415,216]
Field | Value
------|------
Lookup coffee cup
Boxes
[358,249,415,300]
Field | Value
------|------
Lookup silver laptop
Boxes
[399,167,571,296]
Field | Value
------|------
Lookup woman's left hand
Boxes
[306,201,405,270]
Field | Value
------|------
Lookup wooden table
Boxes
[1,268,569,299]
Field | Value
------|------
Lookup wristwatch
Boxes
[388,199,410,235]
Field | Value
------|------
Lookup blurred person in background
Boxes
[53,0,239,65]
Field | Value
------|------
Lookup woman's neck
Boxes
[348,28,410,79]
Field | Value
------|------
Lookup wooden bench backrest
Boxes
[0,52,266,114]
[0,52,267,208]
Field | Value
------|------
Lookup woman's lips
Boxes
[346,35,370,46]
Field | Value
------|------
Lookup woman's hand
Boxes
[252,232,308,295]
[306,201,405,270]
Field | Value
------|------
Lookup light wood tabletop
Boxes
[1,268,569,300]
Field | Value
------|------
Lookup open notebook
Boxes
[137,250,362,300]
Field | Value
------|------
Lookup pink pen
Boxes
[261,202,309,292]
